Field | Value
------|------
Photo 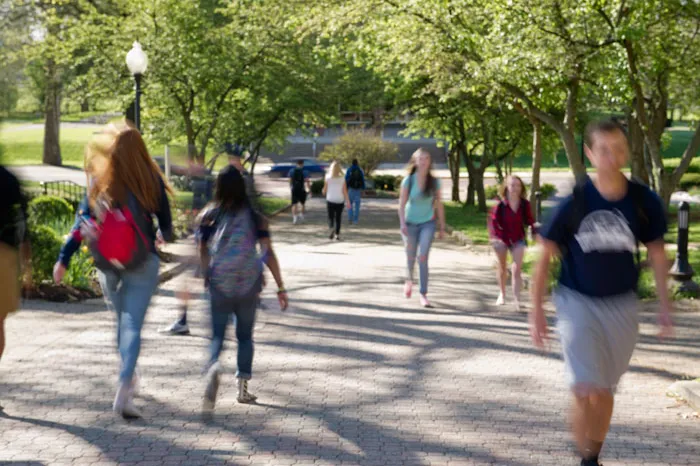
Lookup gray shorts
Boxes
[554,286,639,393]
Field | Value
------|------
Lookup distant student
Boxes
[398,148,446,308]
[488,175,536,310]
[530,120,673,466]
[323,161,351,240]
[289,160,311,224]
[345,159,366,225]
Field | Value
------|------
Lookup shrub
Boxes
[538,183,557,199]
[64,248,97,291]
[170,175,192,192]
[372,175,398,192]
[310,179,324,196]
[664,158,700,174]
[28,196,74,225]
[485,185,500,199]
[28,225,63,284]
[319,129,399,175]
[679,173,700,191]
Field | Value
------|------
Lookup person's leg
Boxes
[0,314,5,362]
[234,295,257,380]
[510,243,526,308]
[403,223,420,295]
[208,294,231,367]
[117,254,160,384]
[97,269,124,352]
[571,389,614,462]
[416,221,436,297]
[335,202,344,236]
[492,244,508,304]
[327,201,334,229]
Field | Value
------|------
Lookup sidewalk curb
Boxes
[668,381,700,411]
[158,261,190,284]
[267,203,292,218]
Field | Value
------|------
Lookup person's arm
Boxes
[399,181,409,235]
[259,237,288,311]
[343,182,350,207]
[529,239,558,348]
[196,209,216,288]
[434,186,446,239]
[54,196,91,283]
[361,169,366,190]
[525,200,537,238]
[156,179,174,242]
[647,239,673,338]
[305,171,311,192]
[322,178,328,197]
[488,205,500,241]
[15,183,31,284]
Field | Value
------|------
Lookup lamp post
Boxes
[670,201,699,293]
[125,41,148,132]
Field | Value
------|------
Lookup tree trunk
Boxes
[447,146,460,202]
[80,99,90,112]
[529,120,542,206]
[494,160,504,183]
[42,60,62,166]
[474,168,487,212]
[627,108,649,185]
[463,148,476,206]
[560,129,586,181]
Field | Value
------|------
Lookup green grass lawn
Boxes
[444,201,494,245]
[170,190,288,216]
[1,124,100,167]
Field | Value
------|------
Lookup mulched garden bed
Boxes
[23,284,102,302]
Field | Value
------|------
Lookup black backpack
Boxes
[292,168,305,191]
[348,167,363,189]
[564,178,649,267]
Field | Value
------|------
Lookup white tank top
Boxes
[325,176,345,204]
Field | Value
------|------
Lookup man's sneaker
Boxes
[203,363,221,414]
[329,228,335,239]
[293,215,298,225]
[237,378,257,404]
[419,294,431,308]
[496,293,505,306]
[335,234,341,241]
[580,459,602,466]
[158,320,190,335]
[299,213,305,223]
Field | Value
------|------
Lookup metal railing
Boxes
[39,180,86,205]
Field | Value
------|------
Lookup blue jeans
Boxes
[348,188,362,224]
[209,289,258,380]
[98,253,160,383]
[402,220,436,295]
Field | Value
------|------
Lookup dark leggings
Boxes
[327,201,345,235]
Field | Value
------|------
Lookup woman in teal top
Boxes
[398,148,446,307]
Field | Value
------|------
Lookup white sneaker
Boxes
[293,215,298,224]
[113,382,142,420]
[299,214,305,223]
[203,362,221,414]
[237,378,257,404]
[130,369,141,397]
[496,293,505,306]
[158,320,190,335]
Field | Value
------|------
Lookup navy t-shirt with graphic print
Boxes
[540,178,667,297]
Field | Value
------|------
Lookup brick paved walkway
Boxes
[1,198,699,466]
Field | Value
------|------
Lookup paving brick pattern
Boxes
[2,199,698,466]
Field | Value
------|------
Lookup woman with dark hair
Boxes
[53,121,173,419]
[198,166,288,413]
[488,175,536,309]
[398,148,445,308]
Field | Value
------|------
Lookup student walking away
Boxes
[323,161,351,240]
[488,175,537,310]
[398,148,446,308]
[530,120,673,466]
[0,165,31,410]
[54,122,174,419]
[160,159,213,336]
[289,160,310,224]
[345,159,366,225]
[198,166,288,413]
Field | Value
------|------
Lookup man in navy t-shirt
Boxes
[530,120,673,466]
